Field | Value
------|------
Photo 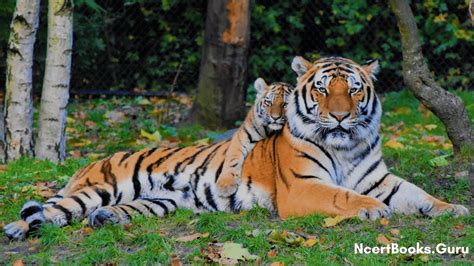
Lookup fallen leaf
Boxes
[81,227,94,235]
[176,232,208,242]
[270,262,285,266]
[376,234,392,245]
[85,120,97,129]
[419,254,429,262]
[124,223,132,231]
[384,139,405,150]
[220,242,258,261]
[105,110,126,124]
[267,249,277,258]
[380,218,389,226]
[13,259,24,266]
[170,254,182,266]
[454,171,468,180]
[390,229,400,236]
[267,229,305,247]
[386,121,405,132]
[303,238,318,247]
[391,107,412,116]
[424,124,437,130]
[422,135,445,144]
[140,129,162,143]
[429,155,450,167]
[454,224,464,230]
[323,216,343,227]
[194,138,211,145]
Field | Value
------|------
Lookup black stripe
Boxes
[20,205,43,220]
[155,198,177,208]
[53,205,72,222]
[124,204,144,215]
[174,145,212,175]
[297,152,330,175]
[354,158,382,189]
[204,185,218,210]
[246,176,252,191]
[71,195,87,215]
[303,138,337,175]
[132,151,151,200]
[215,160,225,182]
[152,200,170,215]
[116,192,123,204]
[382,182,402,206]
[361,173,390,195]
[294,90,317,124]
[80,191,92,199]
[229,192,240,213]
[244,127,257,143]
[163,174,175,191]
[192,143,224,189]
[118,206,132,219]
[94,187,111,206]
[118,152,133,166]
[147,147,183,190]
[100,159,119,198]
[290,169,322,180]
[141,202,157,216]
[302,86,312,114]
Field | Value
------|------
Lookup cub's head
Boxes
[254,78,294,131]
[288,56,381,148]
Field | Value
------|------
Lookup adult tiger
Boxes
[4,56,468,240]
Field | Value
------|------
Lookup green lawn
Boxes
[0,90,472,264]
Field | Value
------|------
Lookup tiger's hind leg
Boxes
[4,186,115,240]
[88,198,178,227]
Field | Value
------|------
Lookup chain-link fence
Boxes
[1,0,472,95]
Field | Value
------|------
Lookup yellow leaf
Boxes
[419,254,429,262]
[384,139,405,150]
[140,129,162,143]
[194,138,211,145]
[380,218,389,226]
[391,107,411,115]
[66,116,76,124]
[376,234,392,245]
[390,229,400,236]
[201,232,210,238]
[424,124,437,130]
[303,238,318,247]
[323,216,343,227]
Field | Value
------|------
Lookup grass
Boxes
[0,90,473,264]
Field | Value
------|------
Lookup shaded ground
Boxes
[0,90,472,264]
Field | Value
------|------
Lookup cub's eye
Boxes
[317,87,327,94]
[349,87,359,94]
[282,103,288,108]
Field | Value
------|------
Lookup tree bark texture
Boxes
[194,0,251,129]
[4,0,41,162]
[390,0,474,154]
[35,0,73,163]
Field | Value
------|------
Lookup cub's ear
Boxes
[254,77,268,95]
[291,56,312,77]
[362,59,380,80]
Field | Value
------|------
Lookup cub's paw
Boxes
[89,207,126,227]
[216,172,240,197]
[428,203,470,217]
[358,204,392,221]
[4,220,29,240]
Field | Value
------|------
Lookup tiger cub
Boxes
[216,78,294,196]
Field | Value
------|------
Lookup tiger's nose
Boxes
[329,111,350,122]
[271,113,282,120]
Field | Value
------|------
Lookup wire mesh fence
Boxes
[1,0,472,95]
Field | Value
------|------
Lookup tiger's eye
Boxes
[318,87,327,94]
[349,87,359,94]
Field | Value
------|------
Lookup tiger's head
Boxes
[254,78,294,131]
[287,56,381,149]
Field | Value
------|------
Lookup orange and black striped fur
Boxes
[5,56,469,240]
[216,78,293,196]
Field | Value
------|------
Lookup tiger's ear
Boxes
[291,56,312,77]
[254,77,268,96]
[362,59,380,80]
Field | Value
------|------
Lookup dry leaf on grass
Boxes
[380,218,389,226]
[176,232,209,242]
[322,216,343,227]
[376,234,392,245]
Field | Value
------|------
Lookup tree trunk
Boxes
[3,0,41,162]
[389,0,474,154]
[193,0,251,129]
[35,0,74,163]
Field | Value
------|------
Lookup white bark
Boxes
[35,0,73,163]
[4,0,41,162]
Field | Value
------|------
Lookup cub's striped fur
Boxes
[216,78,293,196]
[4,56,469,240]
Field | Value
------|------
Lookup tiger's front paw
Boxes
[427,203,470,217]
[216,172,240,197]
[356,197,392,221]
[89,207,127,227]
[4,220,29,240]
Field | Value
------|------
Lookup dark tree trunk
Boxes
[389,0,474,155]
[193,0,251,129]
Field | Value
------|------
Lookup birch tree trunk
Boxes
[389,0,474,154]
[4,0,41,162]
[35,0,73,163]
[193,0,251,129]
